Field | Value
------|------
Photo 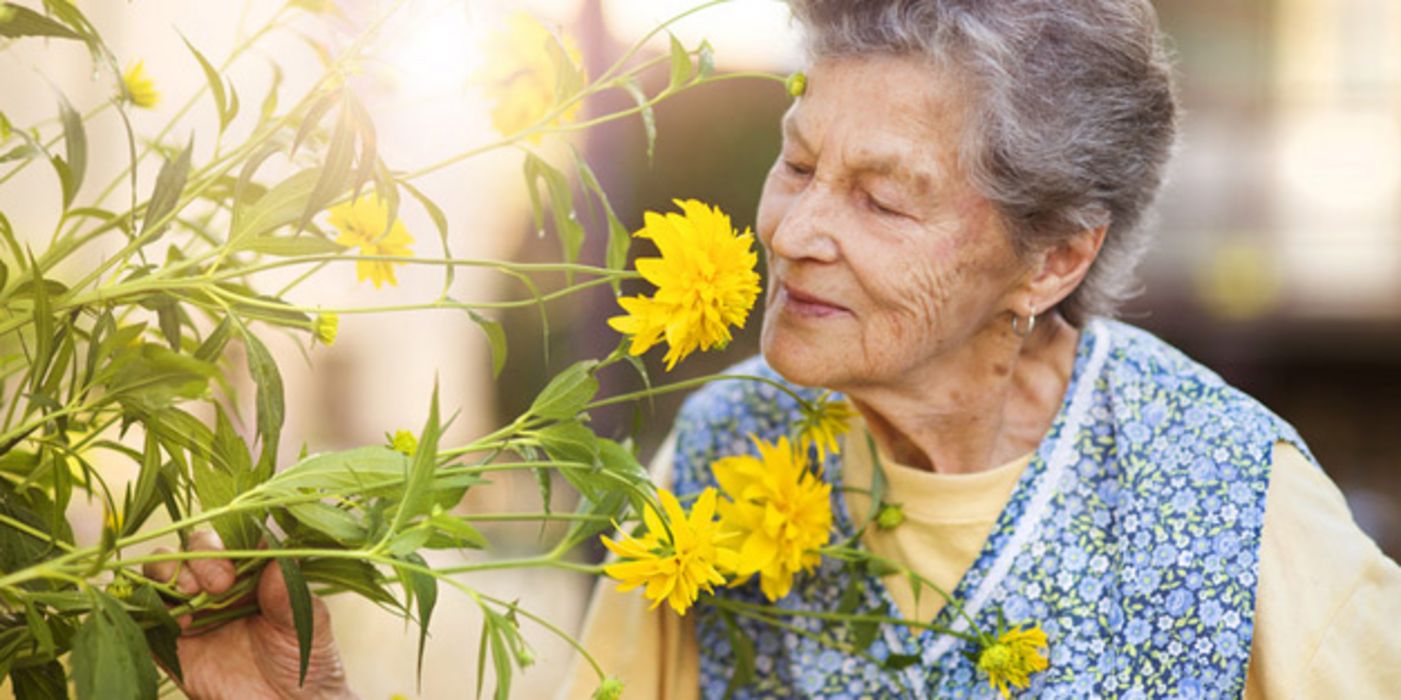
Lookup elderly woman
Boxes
[159,1,1400,698]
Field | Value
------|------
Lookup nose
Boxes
[767,185,841,264]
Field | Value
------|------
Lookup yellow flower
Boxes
[601,488,739,616]
[122,61,160,109]
[977,625,1050,698]
[713,436,833,601]
[313,313,339,346]
[607,199,761,370]
[328,195,414,288]
[478,12,584,142]
[796,395,855,462]
[389,430,418,456]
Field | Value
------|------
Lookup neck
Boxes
[844,313,1080,475]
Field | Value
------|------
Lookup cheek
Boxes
[755,172,789,250]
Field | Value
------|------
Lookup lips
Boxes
[779,283,850,318]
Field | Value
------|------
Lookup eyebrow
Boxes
[781,114,936,195]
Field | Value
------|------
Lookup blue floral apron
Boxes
[671,319,1312,698]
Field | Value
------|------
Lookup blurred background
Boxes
[1,0,1398,697]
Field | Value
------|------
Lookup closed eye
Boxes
[864,191,906,218]
[782,160,813,178]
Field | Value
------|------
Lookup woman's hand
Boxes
[143,531,358,700]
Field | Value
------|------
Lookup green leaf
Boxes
[230,168,322,243]
[266,445,480,497]
[194,317,233,363]
[260,63,283,121]
[297,99,357,234]
[140,136,193,238]
[224,79,241,131]
[883,653,921,671]
[401,552,437,687]
[557,438,643,549]
[286,501,366,545]
[466,310,507,378]
[271,547,315,686]
[26,251,54,397]
[572,151,630,287]
[425,510,488,549]
[10,660,67,700]
[21,598,54,658]
[697,40,715,79]
[234,319,284,478]
[346,94,377,202]
[127,585,182,683]
[522,153,585,268]
[719,609,755,698]
[398,178,452,294]
[544,30,584,107]
[301,557,399,610]
[192,407,260,551]
[237,234,345,257]
[388,383,441,537]
[0,143,38,163]
[48,155,74,212]
[101,343,214,412]
[127,431,163,537]
[528,360,599,420]
[290,90,336,158]
[180,34,229,133]
[536,420,599,469]
[667,34,692,90]
[621,77,656,164]
[71,591,159,700]
[0,3,82,39]
[58,94,86,207]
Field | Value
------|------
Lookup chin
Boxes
[760,324,845,390]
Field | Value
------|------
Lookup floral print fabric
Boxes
[671,319,1310,698]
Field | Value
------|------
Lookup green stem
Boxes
[713,596,980,644]
[586,372,814,412]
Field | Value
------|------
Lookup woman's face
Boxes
[757,54,1032,391]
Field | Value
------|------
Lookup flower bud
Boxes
[314,313,340,346]
[592,677,624,700]
[875,502,905,530]
[391,429,418,456]
[785,71,807,98]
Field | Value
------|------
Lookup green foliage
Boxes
[0,1,812,696]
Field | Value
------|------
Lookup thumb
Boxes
[256,560,332,636]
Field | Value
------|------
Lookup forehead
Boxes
[782,54,970,183]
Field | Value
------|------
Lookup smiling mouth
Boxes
[779,284,850,318]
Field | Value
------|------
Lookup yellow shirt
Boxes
[564,429,1401,699]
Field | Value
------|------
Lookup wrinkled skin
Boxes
[143,531,357,700]
[757,55,1104,474]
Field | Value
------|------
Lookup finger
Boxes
[186,530,236,594]
[256,561,293,630]
[142,547,180,585]
[255,561,332,635]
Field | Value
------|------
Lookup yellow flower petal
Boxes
[122,60,160,109]
[599,487,739,616]
[712,436,832,601]
[610,200,760,370]
[326,194,414,288]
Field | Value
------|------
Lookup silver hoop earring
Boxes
[1011,309,1037,337]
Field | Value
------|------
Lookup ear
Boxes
[1022,225,1107,315]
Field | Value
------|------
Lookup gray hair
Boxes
[787,0,1180,325]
